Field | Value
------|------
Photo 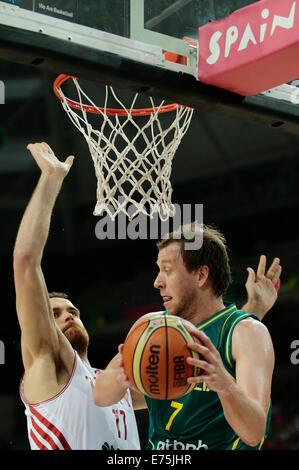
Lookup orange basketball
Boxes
[122,314,202,400]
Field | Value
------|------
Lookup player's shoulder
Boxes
[231,316,273,362]
[233,315,271,343]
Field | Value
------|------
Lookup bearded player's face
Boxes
[49,297,89,352]
[154,242,200,320]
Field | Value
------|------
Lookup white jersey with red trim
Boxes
[19,352,140,450]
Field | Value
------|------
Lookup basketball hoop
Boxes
[53,74,194,221]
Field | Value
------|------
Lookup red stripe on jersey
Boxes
[120,410,127,440]
[29,405,72,450]
[30,429,49,450]
[31,417,60,450]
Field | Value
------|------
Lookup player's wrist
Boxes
[217,376,237,399]
[241,299,262,316]
[38,170,66,194]
[40,167,68,181]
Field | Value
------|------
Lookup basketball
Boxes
[122,314,202,400]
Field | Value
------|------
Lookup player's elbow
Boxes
[13,250,42,286]
[245,435,264,448]
[242,423,266,447]
[13,249,40,271]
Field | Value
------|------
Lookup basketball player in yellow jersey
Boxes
[94,225,281,449]
[143,226,277,449]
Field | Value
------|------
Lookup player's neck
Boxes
[188,294,225,326]
[77,350,90,366]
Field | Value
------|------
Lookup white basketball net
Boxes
[57,78,194,221]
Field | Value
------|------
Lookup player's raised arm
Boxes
[13,143,74,370]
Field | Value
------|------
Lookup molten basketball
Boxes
[122,315,202,400]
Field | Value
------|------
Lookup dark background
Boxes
[0,0,299,451]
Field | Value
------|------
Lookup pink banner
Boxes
[198,0,299,96]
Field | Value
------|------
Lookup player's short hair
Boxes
[156,223,232,297]
[49,292,70,300]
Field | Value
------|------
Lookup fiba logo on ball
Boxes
[173,356,188,387]
[122,315,201,400]
[144,347,190,396]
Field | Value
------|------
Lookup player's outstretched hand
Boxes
[242,255,282,320]
[186,329,233,394]
[27,142,74,178]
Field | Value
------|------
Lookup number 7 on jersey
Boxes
[165,401,183,431]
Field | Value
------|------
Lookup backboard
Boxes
[1,0,299,134]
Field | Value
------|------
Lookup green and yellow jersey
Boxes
[145,304,271,450]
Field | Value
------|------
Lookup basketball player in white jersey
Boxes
[13,142,140,450]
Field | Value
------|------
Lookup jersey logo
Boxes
[153,438,208,450]
[194,381,210,392]
[85,375,97,389]
[101,442,118,450]
[85,369,101,390]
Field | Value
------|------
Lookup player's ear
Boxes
[197,265,209,287]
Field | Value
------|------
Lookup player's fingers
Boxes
[187,375,207,384]
[256,254,266,278]
[27,142,40,148]
[26,144,34,156]
[272,266,282,288]
[27,142,41,155]
[245,267,256,286]
[265,257,280,279]
[188,341,216,365]
[27,144,46,164]
[64,155,75,168]
[41,142,54,154]
[186,357,213,374]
